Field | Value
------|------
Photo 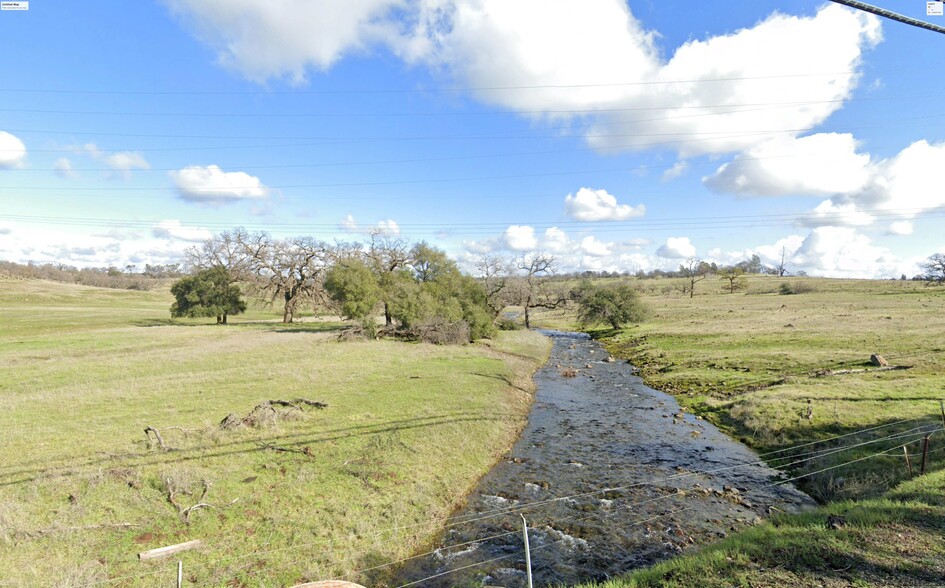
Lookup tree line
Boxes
[171,229,648,341]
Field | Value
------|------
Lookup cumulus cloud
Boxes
[796,140,945,228]
[163,0,403,83]
[579,235,611,257]
[0,131,27,168]
[662,161,687,181]
[656,236,696,259]
[105,152,150,173]
[704,133,872,196]
[791,226,902,278]
[339,214,401,235]
[564,187,645,221]
[165,2,879,159]
[503,225,537,250]
[152,219,213,243]
[171,165,269,204]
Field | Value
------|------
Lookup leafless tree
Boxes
[241,234,332,323]
[680,257,708,299]
[775,246,789,277]
[923,253,945,283]
[475,254,515,318]
[517,252,567,328]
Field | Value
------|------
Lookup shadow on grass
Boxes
[132,318,346,333]
[0,410,521,487]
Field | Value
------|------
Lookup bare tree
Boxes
[680,257,708,299]
[517,252,566,328]
[923,253,945,283]
[475,254,515,319]
[719,267,748,294]
[242,235,332,323]
[775,246,789,277]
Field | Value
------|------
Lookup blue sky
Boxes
[1,0,944,278]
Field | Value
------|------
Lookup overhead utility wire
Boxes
[828,0,945,35]
[0,71,857,96]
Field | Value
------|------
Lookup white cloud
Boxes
[163,0,403,83]
[503,225,537,250]
[564,187,645,221]
[376,219,400,235]
[704,133,872,196]
[171,165,269,204]
[656,236,696,259]
[339,214,401,236]
[105,152,150,172]
[0,131,27,169]
[791,226,902,278]
[53,157,76,179]
[799,140,945,228]
[166,2,880,160]
[662,161,687,181]
[152,220,213,243]
[579,235,611,257]
[543,227,570,252]
[888,221,913,236]
[67,143,150,178]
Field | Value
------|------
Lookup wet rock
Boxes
[606,356,616,363]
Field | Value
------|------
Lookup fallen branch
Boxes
[164,478,214,524]
[138,539,202,561]
[257,442,315,458]
[144,426,168,451]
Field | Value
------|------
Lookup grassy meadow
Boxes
[535,275,945,500]
[0,277,550,586]
[533,275,945,587]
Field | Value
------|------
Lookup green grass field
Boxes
[0,278,550,586]
[535,275,945,500]
[533,275,945,587]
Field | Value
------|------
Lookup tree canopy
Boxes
[576,283,648,329]
[170,266,246,324]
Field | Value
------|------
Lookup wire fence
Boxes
[77,414,945,587]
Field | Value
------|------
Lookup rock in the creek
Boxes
[870,354,889,366]
[585,363,593,369]
[606,356,616,363]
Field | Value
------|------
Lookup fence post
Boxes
[177,560,182,588]
[521,515,533,588]
[903,444,914,477]
[921,435,930,475]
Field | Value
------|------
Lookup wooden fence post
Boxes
[921,435,930,475]
[903,444,914,477]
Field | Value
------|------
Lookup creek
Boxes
[391,331,813,587]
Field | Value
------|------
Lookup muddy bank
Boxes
[391,331,813,587]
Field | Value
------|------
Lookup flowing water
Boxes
[391,331,814,587]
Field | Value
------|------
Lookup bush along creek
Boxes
[390,331,814,587]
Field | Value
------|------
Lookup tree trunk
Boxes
[283,291,294,323]
[216,315,222,324]
[222,313,228,324]
[524,305,531,329]
[384,302,392,326]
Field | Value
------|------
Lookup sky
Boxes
[1,0,944,278]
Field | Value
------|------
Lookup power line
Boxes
[828,0,945,35]
[0,71,858,96]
